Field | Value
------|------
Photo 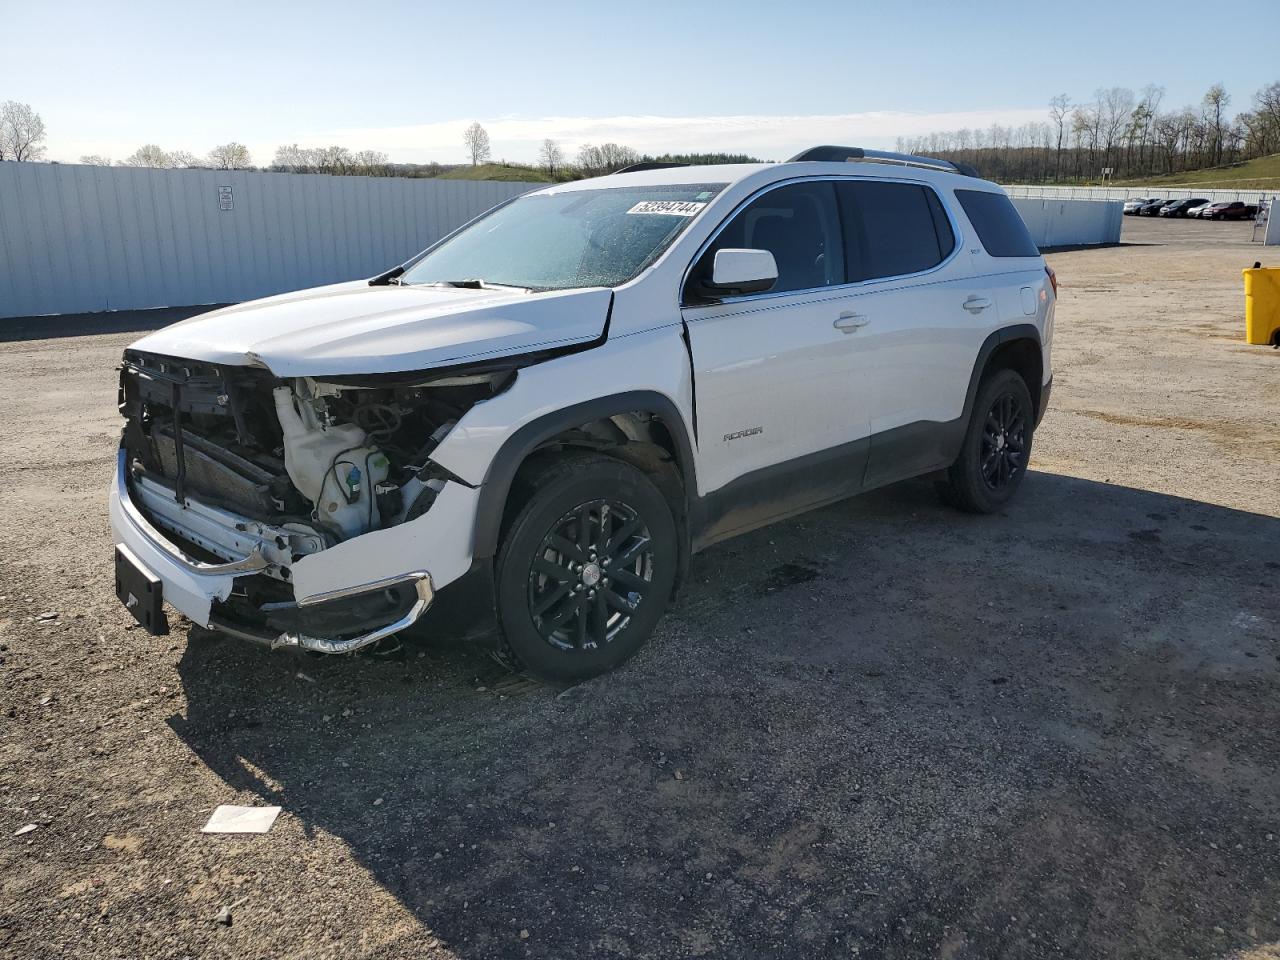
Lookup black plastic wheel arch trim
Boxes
[959,324,1045,428]
[471,390,697,560]
[1035,375,1052,427]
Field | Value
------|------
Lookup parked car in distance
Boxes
[1200,201,1258,221]
[1124,197,1159,215]
[1159,198,1210,217]
[1136,198,1168,216]
[1185,201,1213,218]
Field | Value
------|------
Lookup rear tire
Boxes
[937,369,1035,514]
[495,453,678,683]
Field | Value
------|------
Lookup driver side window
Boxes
[693,181,844,296]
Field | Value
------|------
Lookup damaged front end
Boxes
[113,349,507,651]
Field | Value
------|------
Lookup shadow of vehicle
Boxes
[168,471,1280,958]
[0,304,226,343]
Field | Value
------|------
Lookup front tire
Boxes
[495,454,678,683]
[937,368,1035,514]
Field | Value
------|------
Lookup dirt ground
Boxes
[1,215,1277,960]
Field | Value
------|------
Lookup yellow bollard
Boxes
[1243,264,1280,345]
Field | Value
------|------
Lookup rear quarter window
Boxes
[955,189,1040,258]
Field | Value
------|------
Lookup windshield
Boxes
[400,184,725,291]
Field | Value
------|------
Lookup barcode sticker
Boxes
[626,200,707,216]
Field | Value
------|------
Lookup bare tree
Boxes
[1153,112,1184,174]
[463,122,490,166]
[1069,104,1099,177]
[1201,83,1230,166]
[1048,94,1070,180]
[538,138,564,177]
[272,143,313,171]
[1254,82,1280,154]
[78,154,112,166]
[1239,82,1280,156]
[117,145,199,168]
[312,145,354,173]
[122,144,173,168]
[0,101,48,161]
[272,144,392,176]
[207,142,253,169]
[1095,87,1135,173]
[577,143,640,177]
[893,78,1276,182]
[351,149,391,175]
[1129,85,1164,170]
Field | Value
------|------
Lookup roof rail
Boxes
[787,145,978,177]
[612,161,690,174]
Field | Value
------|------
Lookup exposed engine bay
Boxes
[118,349,510,582]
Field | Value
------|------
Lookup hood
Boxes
[129,281,613,377]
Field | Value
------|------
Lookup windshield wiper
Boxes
[368,265,406,286]
[424,278,531,292]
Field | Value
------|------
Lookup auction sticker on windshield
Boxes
[627,200,707,216]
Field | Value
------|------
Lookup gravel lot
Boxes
[1,215,1277,960]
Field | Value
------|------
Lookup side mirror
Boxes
[705,248,778,297]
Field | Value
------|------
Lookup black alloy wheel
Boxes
[937,368,1036,514]
[527,498,654,652]
[495,453,677,683]
[980,390,1029,492]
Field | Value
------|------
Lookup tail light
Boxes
[1045,265,1058,297]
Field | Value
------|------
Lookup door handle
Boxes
[834,312,870,333]
[962,296,993,313]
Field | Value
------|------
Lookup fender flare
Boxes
[471,390,698,560]
[959,323,1044,427]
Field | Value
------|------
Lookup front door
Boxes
[680,180,873,542]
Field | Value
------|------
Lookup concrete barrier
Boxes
[1006,184,1276,205]
[1011,197,1123,248]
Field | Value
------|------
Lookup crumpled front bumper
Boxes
[215,572,436,655]
[109,449,249,627]
[109,449,476,652]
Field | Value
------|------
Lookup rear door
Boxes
[831,178,984,487]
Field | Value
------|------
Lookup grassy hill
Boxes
[426,154,763,185]
[1112,153,1280,190]
[435,162,552,183]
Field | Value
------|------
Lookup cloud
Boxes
[50,109,1050,166]
[270,110,1050,164]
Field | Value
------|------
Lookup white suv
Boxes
[111,146,1055,682]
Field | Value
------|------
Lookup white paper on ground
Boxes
[202,805,282,834]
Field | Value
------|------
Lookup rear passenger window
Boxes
[954,189,1040,258]
[837,181,955,281]
[692,181,844,295]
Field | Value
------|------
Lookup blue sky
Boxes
[3,0,1277,164]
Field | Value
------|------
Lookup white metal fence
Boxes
[0,163,537,319]
[0,164,1142,322]
[1005,184,1277,204]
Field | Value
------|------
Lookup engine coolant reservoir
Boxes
[273,387,389,539]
